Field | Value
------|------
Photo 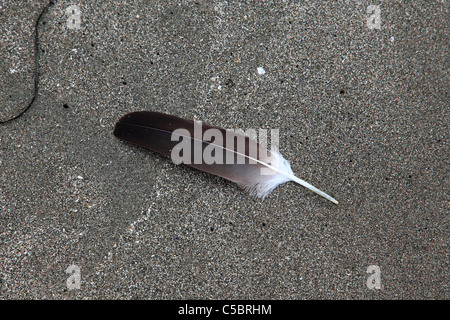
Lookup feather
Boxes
[113,111,338,204]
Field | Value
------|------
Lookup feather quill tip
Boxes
[259,151,339,204]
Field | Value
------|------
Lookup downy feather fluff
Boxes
[113,111,338,204]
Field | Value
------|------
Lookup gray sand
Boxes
[0,0,447,299]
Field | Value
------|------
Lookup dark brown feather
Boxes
[113,111,338,203]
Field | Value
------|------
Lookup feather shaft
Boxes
[215,144,338,204]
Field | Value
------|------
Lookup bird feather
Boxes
[113,111,338,204]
